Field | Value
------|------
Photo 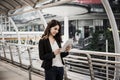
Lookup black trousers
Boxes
[45,66,64,80]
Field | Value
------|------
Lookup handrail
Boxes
[27,47,33,80]
[86,53,94,80]
[0,42,40,80]
[27,47,33,67]
[64,50,95,80]
[70,49,120,57]
[16,45,22,66]
[1,41,120,80]
[67,55,120,64]
[2,44,6,59]
[8,45,14,63]
[64,49,120,80]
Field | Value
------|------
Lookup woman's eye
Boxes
[55,28,58,30]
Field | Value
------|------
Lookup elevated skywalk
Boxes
[0,59,100,80]
[1,41,120,80]
[0,60,44,80]
[1,0,120,80]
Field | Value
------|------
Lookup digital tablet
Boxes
[61,39,73,52]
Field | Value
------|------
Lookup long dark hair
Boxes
[42,19,62,43]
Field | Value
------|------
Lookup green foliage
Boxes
[86,29,114,52]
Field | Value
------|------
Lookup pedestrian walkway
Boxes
[0,60,44,80]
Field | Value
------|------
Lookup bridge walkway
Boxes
[0,60,44,80]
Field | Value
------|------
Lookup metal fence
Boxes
[0,41,120,80]
[64,49,120,80]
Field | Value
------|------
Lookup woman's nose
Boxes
[56,30,58,33]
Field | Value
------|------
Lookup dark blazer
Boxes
[38,38,69,70]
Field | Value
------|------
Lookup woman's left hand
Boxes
[65,45,71,52]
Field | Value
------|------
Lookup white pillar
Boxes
[0,15,5,42]
[63,16,69,43]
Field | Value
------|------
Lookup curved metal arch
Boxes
[8,17,21,45]
[101,0,120,79]
[101,0,120,53]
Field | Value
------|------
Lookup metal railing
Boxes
[64,49,120,80]
[1,41,120,80]
[0,41,44,80]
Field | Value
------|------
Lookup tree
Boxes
[86,28,115,52]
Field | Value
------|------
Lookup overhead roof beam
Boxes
[8,0,73,17]
[0,1,14,10]
[0,9,7,14]
[14,0,23,7]
[10,0,21,6]
[4,0,16,9]
[0,5,8,13]
[23,0,35,7]
[20,0,34,7]
[0,3,9,11]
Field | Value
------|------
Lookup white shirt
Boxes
[50,41,63,67]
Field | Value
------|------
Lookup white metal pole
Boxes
[0,15,5,42]
[101,0,120,79]
[106,39,108,80]
[8,17,21,45]
[63,16,69,43]
[37,10,47,28]
[106,40,108,52]
[101,0,120,53]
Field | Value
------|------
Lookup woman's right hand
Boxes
[54,48,61,55]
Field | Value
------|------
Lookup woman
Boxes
[38,19,71,80]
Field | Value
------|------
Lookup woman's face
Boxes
[50,25,59,36]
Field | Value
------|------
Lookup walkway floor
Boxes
[0,60,102,80]
[0,60,44,80]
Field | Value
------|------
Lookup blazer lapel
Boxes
[47,38,52,52]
